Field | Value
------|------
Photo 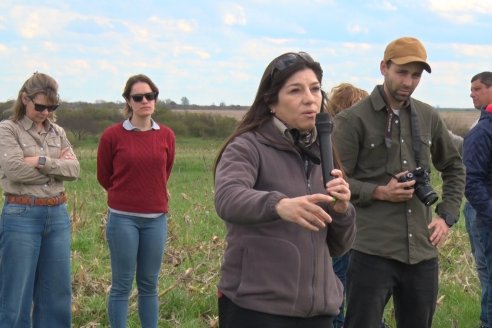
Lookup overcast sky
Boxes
[1,0,491,108]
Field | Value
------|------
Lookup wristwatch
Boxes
[38,156,46,167]
[439,212,457,228]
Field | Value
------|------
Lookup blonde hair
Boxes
[10,72,59,122]
[327,83,368,116]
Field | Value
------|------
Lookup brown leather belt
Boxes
[5,193,67,206]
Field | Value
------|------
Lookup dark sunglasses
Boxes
[30,99,58,112]
[130,92,158,102]
[271,52,315,78]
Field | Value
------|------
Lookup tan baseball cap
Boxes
[383,37,431,73]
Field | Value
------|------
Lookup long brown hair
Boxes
[214,52,333,173]
[10,72,59,122]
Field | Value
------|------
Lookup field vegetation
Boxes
[0,101,484,327]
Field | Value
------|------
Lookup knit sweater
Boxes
[97,123,175,213]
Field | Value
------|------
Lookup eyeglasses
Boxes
[30,99,58,112]
[271,52,315,78]
[130,92,158,102]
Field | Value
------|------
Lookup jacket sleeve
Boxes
[326,204,357,257]
[38,126,80,181]
[464,125,492,221]
[214,136,286,225]
[333,112,378,207]
[430,113,465,220]
[0,121,50,184]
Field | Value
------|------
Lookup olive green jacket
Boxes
[333,86,464,264]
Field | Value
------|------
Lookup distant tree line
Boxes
[0,100,241,145]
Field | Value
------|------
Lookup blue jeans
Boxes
[106,212,167,328]
[332,253,349,328]
[0,202,72,328]
[464,202,489,326]
[478,222,492,326]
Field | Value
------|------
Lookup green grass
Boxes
[64,137,225,327]
[0,137,483,327]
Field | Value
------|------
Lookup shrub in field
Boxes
[53,104,238,141]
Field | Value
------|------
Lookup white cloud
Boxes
[369,0,397,11]
[12,7,55,38]
[381,0,398,11]
[342,42,373,51]
[172,45,211,60]
[97,60,119,74]
[428,0,492,23]
[123,22,151,40]
[264,37,293,45]
[42,42,59,52]
[223,5,247,26]
[450,43,492,58]
[64,59,91,75]
[148,16,196,33]
[0,43,7,54]
[9,5,116,39]
[347,23,369,34]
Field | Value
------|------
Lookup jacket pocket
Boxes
[18,137,38,157]
[236,236,301,304]
[358,135,387,170]
[46,136,62,158]
[418,133,432,169]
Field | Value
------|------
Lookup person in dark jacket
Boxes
[214,52,356,328]
[464,72,492,328]
[465,71,492,328]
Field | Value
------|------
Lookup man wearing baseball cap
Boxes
[333,37,465,327]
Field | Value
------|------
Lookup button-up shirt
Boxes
[333,86,465,264]
[0,116,80,197]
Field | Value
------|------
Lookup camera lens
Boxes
[415,185,438,206]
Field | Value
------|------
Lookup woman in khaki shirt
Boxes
[0,72,80,328]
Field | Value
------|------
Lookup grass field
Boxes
[0,133,484,327]
[70,137,481,327]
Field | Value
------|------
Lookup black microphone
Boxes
[315,91,334,186]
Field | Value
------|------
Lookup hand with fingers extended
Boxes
[275,193,334,231]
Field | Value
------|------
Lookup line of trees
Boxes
[0,101,240,145]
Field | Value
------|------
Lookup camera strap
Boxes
[409,99,421,167]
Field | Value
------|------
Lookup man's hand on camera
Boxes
[373,171,415,202]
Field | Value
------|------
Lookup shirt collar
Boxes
[123,118,160,131]
[19,115,53,132]
[375,85,410,112]
[272,116,317,146]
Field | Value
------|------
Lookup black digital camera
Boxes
[397,167,438,207]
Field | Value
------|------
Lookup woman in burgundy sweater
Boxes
[97,74,175,328]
